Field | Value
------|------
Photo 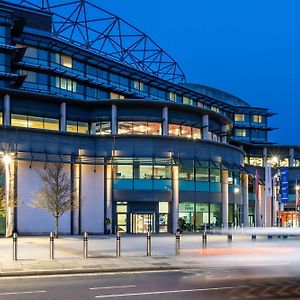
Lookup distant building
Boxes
[0,0,298,235]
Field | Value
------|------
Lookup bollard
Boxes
[50,232,54,259]
[13,233,17,261]
[83,232,88,258]
[175,231,180,255]
[202,231,207,248]
[251,235,256,240]
[227,234,232,242]
[146,231,151,256]
[268,235,272,240]
[116,231,121,258]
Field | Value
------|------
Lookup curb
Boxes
[0,265,195,278]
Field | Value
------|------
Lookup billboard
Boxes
[280,167,289,204]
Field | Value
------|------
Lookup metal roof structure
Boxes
[10,0,186,84]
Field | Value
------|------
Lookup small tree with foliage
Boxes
[32,163,78,238]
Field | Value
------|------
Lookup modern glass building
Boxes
[0,0,298,235]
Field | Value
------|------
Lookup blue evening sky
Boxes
[99,0,299,145]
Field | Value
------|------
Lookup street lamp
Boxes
[234,187,240,194]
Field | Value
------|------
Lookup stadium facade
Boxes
[0,0,299,235]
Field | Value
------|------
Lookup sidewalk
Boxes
[0,233,298,277]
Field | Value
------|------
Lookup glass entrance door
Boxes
[131,213,155,233]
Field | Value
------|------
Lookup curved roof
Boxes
[10,0,186,84]
[181,83,250,107]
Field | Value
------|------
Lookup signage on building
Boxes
[265,164,272,197]
[280,167,289,204]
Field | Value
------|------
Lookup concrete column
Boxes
[111,105,117,135]
[289,148,295,167]
[242,173,249,227]
[60,102,66,132]
[263,147,268,167]
[221,124,227,143]
[172,166,179,233]
[106,164,113,231]
[202,115,209,140]
[4,94,10,126]
[71,163,80,235]
[5,158,15,237]
[221,170,229,228]
[162,107,169,136]
[255,184,262,227]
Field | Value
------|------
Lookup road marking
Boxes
[90,285,136,290]
[95,286,243,298]
[0,290,46,297]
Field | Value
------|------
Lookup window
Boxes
[159,202,168,232]
[90,121,111,135]
[253,114,262,123]
[11,114,59,131]
[234,114,245,122]
[67,121,89,134]
[211,106,219,113]
[153,166,171,179]
[0,26,6,44]
[169,124,201,139]
[249,156,263,166]
[235,129,247,137]
[110,92,125,99]
[195,168,209,181]
[179,167,194,180]
[183,96,193,105]
[56,77,77,92]
[114,165,133,179]
[133,80,144,92]
[55,53,72,68]
[118,122,161,135]
[168,92,176,102]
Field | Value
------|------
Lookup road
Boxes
[1,267,300,299]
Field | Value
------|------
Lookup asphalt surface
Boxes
[1,268,300,299]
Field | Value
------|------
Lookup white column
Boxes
[202,115,209,140]
[263,147,268,167]
[221,124,227,143]
[5,158,15,237]
[222,170,229,228]
[289,148,295,167]
[172,166,179,233]
[4,94,10,126]
[162,107,168,136]
[60,102,66,132]
[255,184,262,227]
[112,105,117,135]
[242,173,249,227]
[106,164,113,231]
[71,163,80,235]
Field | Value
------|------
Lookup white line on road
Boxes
[0,290,46,297]
[90,285,136,290]
[95,286,244,298]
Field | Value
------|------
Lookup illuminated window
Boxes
[211,106,220,113]
[249,157,263,166]
[110,92,125,99]
[253,115,262,123]
[235,129,247,137]
[90,121,111,135]
[169,124,181,136]
[183,96,193,105]
[168,92,176,102]
[55,53,72,68]
[118,121,161,135]
[56,77,77,92]
[11,114,59,131]
[133,80,144,91]
[234,114,245,122]
[67,121,89,134]
[169,124,201,139]
[0,112,2,125]
[198,102,204,108]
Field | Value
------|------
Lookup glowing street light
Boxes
[234,187,240,194]
[3,154,12,166]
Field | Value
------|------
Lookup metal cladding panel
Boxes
[128,202,157,213]
[117,106,162,120]
[113,190,172,202]
[179,191,222,203]
[168,110,202,125]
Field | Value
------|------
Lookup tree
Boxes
[31,163,78,238]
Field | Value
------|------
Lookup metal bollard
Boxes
[83,232,88,258]
[146,231,151,256]
[268,235,273,240]
[13,233,17,261]
[175,231,180,255]
[116,231,121,258]
[227,234,232,242]
[251,235,256,240]
[202,231,207,248]
[50,232,54,259]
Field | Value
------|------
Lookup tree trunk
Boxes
[54,216,59,238]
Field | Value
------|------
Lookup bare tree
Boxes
[31,163,78,238]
